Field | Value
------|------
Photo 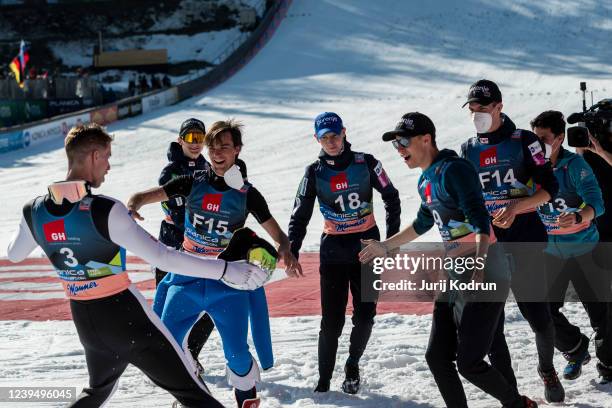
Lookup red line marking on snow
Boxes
[0,254,431,320]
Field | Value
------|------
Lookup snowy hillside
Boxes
[3,0,611,255]
[1,1,612,406]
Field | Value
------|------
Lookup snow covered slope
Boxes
[1,1,612,406]
[2,0,612,254]
[0,304,609,407]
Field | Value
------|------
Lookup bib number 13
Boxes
[334,193,361,212]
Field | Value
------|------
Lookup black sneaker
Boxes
[562,335,591,380]
[537,366,565,402]
[314,379,330,393]
[521,396,538,408]
[503,395,539,408]
[596,362,612,384]
[341,362,360,394]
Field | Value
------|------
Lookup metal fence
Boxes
[0,77,102,102]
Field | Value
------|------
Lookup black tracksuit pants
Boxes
[425,294,521,408]
[318,262,377,382]
[495,212,556,372]
[546,250,612,365]
[69,286,223,408]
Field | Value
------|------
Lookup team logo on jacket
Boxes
[527,141,546,165]
[479,147,498,167]
[43,219,68,242]
[424,182,433,203]
[330,173,349,192]
[202,194,222,212]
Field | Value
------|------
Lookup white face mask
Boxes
[545,137,562,159]
[472,112,493,133]
[544,143,553,159]
[223,165,244,190]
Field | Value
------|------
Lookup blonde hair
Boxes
[65,123,113,165]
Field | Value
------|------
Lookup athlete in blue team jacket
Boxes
[360,112,537,408]
[289,112,401,394]
[531,110,612,385]
[128,119,302,407]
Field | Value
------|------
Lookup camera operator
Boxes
[568,97,612,242]
[578,136,612,240]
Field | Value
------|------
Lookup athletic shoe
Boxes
[521,396,538,408]
[314,379,330,392]
[537,365,565,402]
[562,335,591,380]
[235,387,258,408]
[596,362,612,384]
[503,395,538,408]
[341,362,360,394]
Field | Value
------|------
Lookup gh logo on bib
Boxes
[330,173,349,192]
[202,194,222,213]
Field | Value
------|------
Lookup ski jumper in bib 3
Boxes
[9,192,228,408]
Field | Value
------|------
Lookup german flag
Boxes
[8,40,29,89]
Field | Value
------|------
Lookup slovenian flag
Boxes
[8,40,29,89]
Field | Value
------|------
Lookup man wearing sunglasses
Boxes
[460,80,562,402]
[7,123,269,408]
[359,112,537,408]
[288,112,401,394]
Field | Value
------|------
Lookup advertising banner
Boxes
[0,100,23,127]
[117,97,142,119]
[0,130,24,153]
[47,98,94,117]
[90,105,118,126]
[22,113,90,148]
[142,87,178,114]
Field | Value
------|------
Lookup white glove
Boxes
[220,260,268,290]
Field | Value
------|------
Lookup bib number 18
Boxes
[334,192,361,212]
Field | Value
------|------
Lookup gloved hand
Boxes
[220,260,269,290]
[217,227,278,290]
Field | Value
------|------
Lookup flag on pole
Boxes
[8,40,29,89]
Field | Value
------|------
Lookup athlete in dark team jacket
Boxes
[460,80,561,402]
[360,112,537,408]
[6,124,268,408]
[288,112,401,394]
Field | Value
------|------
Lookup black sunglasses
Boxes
[392,136,413,150]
